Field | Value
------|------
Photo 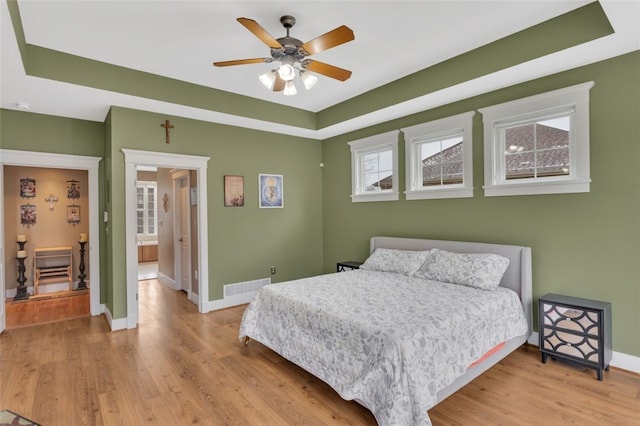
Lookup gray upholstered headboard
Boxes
[370,236,533,336]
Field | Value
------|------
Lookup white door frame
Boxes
[0,149,102,333]
[123,149,209,328]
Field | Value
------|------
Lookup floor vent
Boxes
[223,278,270,298]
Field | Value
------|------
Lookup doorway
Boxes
[123,149,209,329]
[136,166,159,282]
[0,149,102,333]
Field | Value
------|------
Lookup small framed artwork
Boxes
[67,205,81,224]
[20,178,36,198]
[259,174,283,208]
[20,204,36,226]
[224,175,244,207]
[67,179,81,199]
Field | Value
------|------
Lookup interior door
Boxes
[178,178,191,294]
[172,173,191,294]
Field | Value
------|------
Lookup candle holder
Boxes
[15,240,29,301]
[76,241,87,290]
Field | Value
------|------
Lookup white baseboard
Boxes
[205,291,257,312]
[157,272,176,290]
[5,287,20,298]
[104,305,127,331]
[188,291,198,305]
[203,277,270,312]
[528,331,640,374]
[5,281,87,298]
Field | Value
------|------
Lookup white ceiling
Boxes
[1,0,639,139]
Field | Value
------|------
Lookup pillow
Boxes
[413,248,509,290]
[360,248,430,275]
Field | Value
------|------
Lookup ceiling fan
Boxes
[213,15,354,95]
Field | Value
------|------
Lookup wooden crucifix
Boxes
[161,120,174,144]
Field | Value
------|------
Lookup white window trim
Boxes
[402,111,475,200]
[348,130,399,202]
[479,82,593,197]
[136,180,158,237]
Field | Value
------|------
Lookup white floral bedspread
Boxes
[239,270,528,425]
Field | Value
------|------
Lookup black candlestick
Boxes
[15,256,28,300]
[76,241,87,290]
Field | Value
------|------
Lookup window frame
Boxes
[479,82,593,197]
[348,130,399,203]
[402,111,475,200]
[136,180,158,237]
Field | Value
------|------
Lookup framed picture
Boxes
[67,179,80,199]
[67,205,81,224]
[20,178,36,198]
[259,174,283,208]
[224,175,244,207]
[20,204,36,226]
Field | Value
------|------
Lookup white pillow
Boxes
[413,248,509,290]
[360,248,430,275]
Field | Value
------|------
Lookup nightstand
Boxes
[337,261,363,272]
[538,293,612,380]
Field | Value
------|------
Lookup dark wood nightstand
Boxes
[539,293,612,380]
[336,261,363,272]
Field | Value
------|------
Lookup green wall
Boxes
[106,107,324,315]
[1,52,638,358]
[0,110,107,305]
[321,51,640,356]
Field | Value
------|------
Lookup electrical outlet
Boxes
[270,266,276,275]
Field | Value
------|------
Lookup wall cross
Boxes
[161,120,174,144]
[44,193,59,211]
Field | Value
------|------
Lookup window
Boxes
[136,181,157,235]
[479,82,593,196]
[348,130,399,202]
[403,112,474,200]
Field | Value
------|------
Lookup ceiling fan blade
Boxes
[303,60,352,81]
[213,58,270,67]
[237,17,283,49]
[273,75,285,92]
[301,25,354,55]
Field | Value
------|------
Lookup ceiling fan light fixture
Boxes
[277,63,296,81]
[215,15,355,97]
[259,70,277,89]
[300,70,318,90]
[283,80,297,96]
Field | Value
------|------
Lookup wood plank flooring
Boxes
[1,279,638,425]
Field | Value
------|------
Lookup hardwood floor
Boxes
[1,279,638,425]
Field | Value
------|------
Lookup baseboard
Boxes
[5,281,81,298]
[188,291,198,305]
[5,288,19,298]
[157,272,176,290]
[205,291,258,312]
[528,331,640,374]
[103,305,127,332]
[203,277,270,312]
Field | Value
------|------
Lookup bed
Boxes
[239,236,532,425]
